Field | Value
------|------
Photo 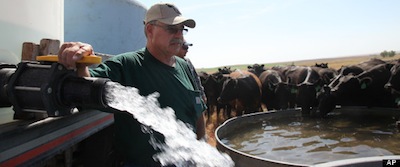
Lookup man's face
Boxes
[177,45,188,58]
[148,21,186,56]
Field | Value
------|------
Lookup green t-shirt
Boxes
[89,48,206,166]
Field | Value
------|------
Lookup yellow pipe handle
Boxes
[36,55,102,64]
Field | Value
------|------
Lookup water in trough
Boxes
[220,109,400,165]
[104,82,234,167]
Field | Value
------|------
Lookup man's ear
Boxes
[145,23,154,37]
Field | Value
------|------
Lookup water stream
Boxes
[104,82,234,167]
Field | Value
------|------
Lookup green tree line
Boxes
[380,50,396,57]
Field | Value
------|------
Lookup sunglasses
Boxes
[151,23,188,35]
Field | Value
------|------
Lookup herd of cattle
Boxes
[198,58,400,120]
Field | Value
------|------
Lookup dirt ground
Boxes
[204,109,223,147]
[204,107,243,147]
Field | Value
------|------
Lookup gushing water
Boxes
[105,82,234,167]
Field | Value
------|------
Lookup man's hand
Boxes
[58,42,94,77]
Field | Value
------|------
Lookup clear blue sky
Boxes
[140,0,400,68]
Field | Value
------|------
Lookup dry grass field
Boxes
[286,54,400,70]
[203,54,400,147]
[199,54,400,73]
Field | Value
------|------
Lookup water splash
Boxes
[105,82,234,167]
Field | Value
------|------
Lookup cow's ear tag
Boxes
[291,88,297,94]
[315,85,321,92]
[360,82,367,89]
[396,98,400,106]
[268,83,274,91]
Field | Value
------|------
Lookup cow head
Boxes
[203,73,228,106]
[385,63,400,96]
[218,66,233,74]
[217,77,238,104]
[338,65,364,76]
[247,64,266,76]
[329,74,359,96]
[198,71,209,85]
[274,82,290,110]
[320,74,363,110]
[317,85,336,117]
[385,63,400,107]
[315,63,328,68]
[202,74,218,105]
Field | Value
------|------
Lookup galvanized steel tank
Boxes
[64,0,147,55]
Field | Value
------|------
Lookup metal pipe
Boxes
[0,61,110,119]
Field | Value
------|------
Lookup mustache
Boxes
[170,38,183,45]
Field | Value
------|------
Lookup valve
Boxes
[0,61,109,119]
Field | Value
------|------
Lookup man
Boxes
[176,41,192,58]
[58,3,206,167]
[176,41,207,103]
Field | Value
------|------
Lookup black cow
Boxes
[200,72,228,120]
[247,64,266,77]
[214,66,234,75]
[314,63,328,68]
[218,70,262,117]
[271,65,294,82]
[285,66,322,116]
[204,67,235,122]
[357,58,387,69]
[259,69,290,110]
[338,58,386,76]
[385,59,400,107]
[312,66,338,86]
[198,71,209,86]
[319,63,395,116]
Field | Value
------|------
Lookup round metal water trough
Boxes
[314,155,400,167]
[215,108,400,167]
[215,109,306,167]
